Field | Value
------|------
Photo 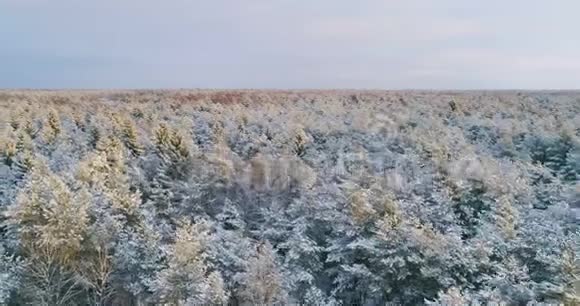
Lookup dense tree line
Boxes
[0,90,579,305]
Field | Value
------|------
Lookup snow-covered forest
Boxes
[0,90,578,305]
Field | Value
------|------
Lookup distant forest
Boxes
[1,90,578,305]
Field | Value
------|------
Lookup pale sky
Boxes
[1,0,580,89]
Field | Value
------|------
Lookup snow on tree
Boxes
[0,90,579,305]
[152,219,228,305]
[5,164,89,305]
[238,241,287,305]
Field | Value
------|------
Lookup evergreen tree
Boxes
[6,166,90,305]
[152,219,227,305]
[292,127,308,158]
[1,139,16,167]
[154,123,193,181]
[0,243,22,305]
[15,130,34,153]
[88,125,101,149]
[209,199,255,297]
[43,110,62,144]
[238,241,287,305]
[22,118,39,139]
[78,139,141,222]
[111,217,164,305]
[1,90,580,305]
[120,117,143,157]
[451,178,493,239]
[562,140,580,182]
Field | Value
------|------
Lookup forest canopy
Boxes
[0,90,579,305]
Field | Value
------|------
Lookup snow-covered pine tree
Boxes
[1,138,16,167]
[450,178,493,239]
[325,187,396,305]
[5,165,90,305]
[154,123,194,181]
[238,241,287,305]
[292,127,309,158]
[145,123,204,228]
[88,125,101,149]
[561,137,580,182]
[0,242,22,305]
[78,137,142,223]
[120,117,143,157]
[208,199,255,298]
[15,130,34,153]
[152,219,227,305]
[42,110,62,145]
[251,193,329,304]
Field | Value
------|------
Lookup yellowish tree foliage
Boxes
[9,168,89,264]
[561,246,580,305]
[214,122,226,145]
[120,116,143,157]
[1,138,16,166]
[349,190,375,225]
[21,118,38,138]
[380,193,402,229]
[205,142,235,185]
[9,109,21,131]
[16,131,34,153]
[43,111,62,144]
[153,219,226,304]
[292,127,308,157]
[153,123,193,180]
[78,147,140,218]
[495,195,518,240]
[96,135,125,171]
[239,241,286,305]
